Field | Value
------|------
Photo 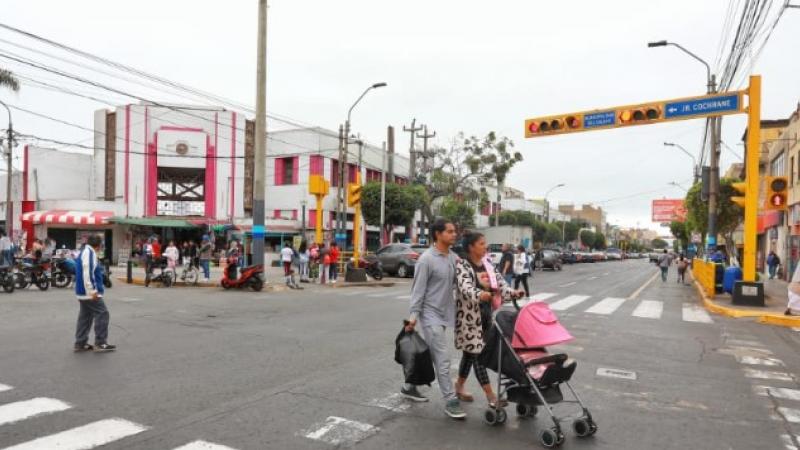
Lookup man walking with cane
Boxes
[73,235,115,352]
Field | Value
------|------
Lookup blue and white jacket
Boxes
[75,245,104,300]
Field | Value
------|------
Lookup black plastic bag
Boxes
[395,328,435,386]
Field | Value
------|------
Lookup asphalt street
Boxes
[1,259,799,449]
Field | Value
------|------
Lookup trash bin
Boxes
[723,266,742,294]
[714,263,725,293]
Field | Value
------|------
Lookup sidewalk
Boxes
[691,271,800,328]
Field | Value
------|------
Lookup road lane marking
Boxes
[631,300,663,319]
[0,397,71,426]
[558,282,577,288]
[727,339,763,347]
[736,356,784,366]
[753,386,800,402]
[587,276,598,280]
[682,303,713,323]
[585,297,625,315]
[549,295,590,311]
[742,368,793,381]
[173,441,238,450]
[627,270,660,300]
[303,416,379,446]
[2,418,147,450]
[778,407,800,424]
[0,384,11,393]
[368,394,410,412]
[596,367,637,380]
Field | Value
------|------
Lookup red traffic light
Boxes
[528,122,540,134]
[565,115,580,129]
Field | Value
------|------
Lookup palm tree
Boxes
[0,68,20,92]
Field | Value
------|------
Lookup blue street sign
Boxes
[665,94,740,119]
[251,225,265,238]
[584,111,616,128]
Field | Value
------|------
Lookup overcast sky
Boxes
[2,0,799,232]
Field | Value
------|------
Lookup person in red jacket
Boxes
[329,241,340,284]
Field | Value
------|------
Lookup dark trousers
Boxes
[75,299,110,346]
[514,274,530,297]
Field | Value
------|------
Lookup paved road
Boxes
[0,259,799,449]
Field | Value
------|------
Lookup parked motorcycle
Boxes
[220,256,264,291]
[346,255,384,280]
[15,259,51,291]
[0,264,15,293]
[144,257,172,288]
[51,257,76,288]
[102,259,112,288]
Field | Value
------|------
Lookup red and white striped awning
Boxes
[21,210,114,225]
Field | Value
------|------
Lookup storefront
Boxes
[20,210,116,260]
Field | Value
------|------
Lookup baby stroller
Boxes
[478,299,596,448]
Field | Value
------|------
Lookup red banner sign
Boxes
[652,199,687,223]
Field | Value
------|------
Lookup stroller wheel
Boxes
[539,429,558,448]
[483,408,506,426]
[573,418,592,437]
[496,408,507,424]
[516,403,537,418]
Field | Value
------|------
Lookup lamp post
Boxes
[544,183,565,223]
[0,99,13,238]
[664,142,699,185]
[668,181,688,192]
[336,82,387,249]
[648,39,719,253]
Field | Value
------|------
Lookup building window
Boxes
[275,157,298,185]
[366,169,382,182]
[348,163,358,183]
[309,155,323,176]
[792,157,795,186]
[771,153,786,177]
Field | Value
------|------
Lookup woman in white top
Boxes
[513,245,531,299]
[164,241,180,271]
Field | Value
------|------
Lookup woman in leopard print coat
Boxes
[454,232,521,406]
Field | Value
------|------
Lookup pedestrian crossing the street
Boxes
[0,384,239,449]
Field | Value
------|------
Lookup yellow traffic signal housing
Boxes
[731,181,747,208]
[308,175,330,196]
[764,176,788,210]
[526,115,583,137]
[619,106,661,125]
[348,183,362,207]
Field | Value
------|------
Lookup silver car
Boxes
[375,244,428,278]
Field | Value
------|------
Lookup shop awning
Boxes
[21,210,114,225]
[109,217,197,228]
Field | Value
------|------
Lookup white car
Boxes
[488,244,503,265]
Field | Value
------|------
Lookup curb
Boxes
[690,276,800,328]
[329,282,397,289]
[115,277,290,292]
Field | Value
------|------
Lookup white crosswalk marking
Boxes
[3,418,147,450]
[682,303,713,323]
[173,440,239,450]
[743,368,793,381]
[780,434,799,450]
[0,383,12,393]
[585,297,625,315]
[753,386,800,402]
[549,295,590,311]
[0,397,71,426]
[631,300,663,319]
[736,356,784,366]
[778,407,800,424]
[531,292,558,301]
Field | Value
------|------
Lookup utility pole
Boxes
[403,119,423,242]
[1,102,12,239]
[416,125,436,243]
[380,142,387,246]
[387,126,395,181]
[706,74,719,254]
[336,124,346,246]
[251,0,268,267]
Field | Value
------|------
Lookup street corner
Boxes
[689,276,800,329]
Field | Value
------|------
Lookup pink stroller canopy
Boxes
[511,301,573,349]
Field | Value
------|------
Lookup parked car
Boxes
[649,252,660,263]
[561,250,577,264]
[605,249,622,261]
[576,251,593,263]
[628,252,640,259]
[375,243,428,278]
[537,249,563,271]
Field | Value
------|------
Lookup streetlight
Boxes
[664,142,699,184]
[648,39,719,253]
[668,181,688,192]
[336,82,387,247]
[544,183,565,223]
[0,99,13,239]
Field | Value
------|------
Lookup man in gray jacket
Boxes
[401,218,465,419]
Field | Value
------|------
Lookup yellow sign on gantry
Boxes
[524,78,760,284]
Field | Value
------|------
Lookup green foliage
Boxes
[594,232,606,250]
[544,224,562,245]
[669,221,689,248]
[684,178,743,236]
[498,210,536,227]
[361,181,426,228]
[579,230,595,249]
[561,221,581,242]
[651,238,668,249]
[439,197,475,232]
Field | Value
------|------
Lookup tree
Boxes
[498,210,536,227]
[361,181,426,239]
[0,69,20,92]
[594,232,606,250]
[439,197,475,233]
[579,230,595,249]
[684,178,743,253]
[462,132,523,226]
[544,223,562,245]
[652,238,668,249]
[669,220,689,249]
[561,221,581,243]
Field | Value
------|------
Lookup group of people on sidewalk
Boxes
[280,240,341,288]
[141,235,215,282]
[656,249,689,284]
[498,243,532,299]
[401,219,526,419]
